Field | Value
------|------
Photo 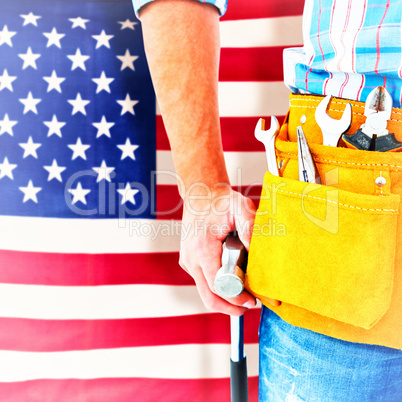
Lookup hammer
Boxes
[214,231,249,402]
[214,233,248,299]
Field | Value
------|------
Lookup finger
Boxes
[224,290,256,309]
[191,234,258,308]
[234,195,256,251]
[192,267,249,316]
[178,257,189,274]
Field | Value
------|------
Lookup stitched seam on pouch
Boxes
[264,184,398,213]
[289,99,402,122]
[289,104,365,116]
[277,151,402,169]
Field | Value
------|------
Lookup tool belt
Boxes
[246,93,402,350]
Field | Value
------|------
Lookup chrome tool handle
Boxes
[214,232,247,299]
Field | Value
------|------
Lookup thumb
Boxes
[234,194,256,251]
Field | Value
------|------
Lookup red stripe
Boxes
[0,250,191,286]
[0,377,259,402]
[155,184,183,220]
[0,309,260,351]
[222,0,304,21]
[157,116,286,151]
[351,0,367,74]
[156,184,263,220]
[323,1,337,95]
[336,0,352,73]
[339,72,349,99]
[317,0,325,68]
[356,74,365,101]
[219,47,285,82]
[374,0,390,75]
[0,185,263,285]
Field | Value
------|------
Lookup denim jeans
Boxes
[258,306,402,401]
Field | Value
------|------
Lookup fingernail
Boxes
[244,300,256,309]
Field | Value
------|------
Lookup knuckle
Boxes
[202,293,218,312]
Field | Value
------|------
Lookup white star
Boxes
[93,160,115,182]
[92,115,115,138]
[68,182,91,205]
[117,138,139,160]
[116,49,138,71]
[43,115,66,137]
[117,183,139,205]
[43,70,65,93]
[20,12,41,27]
[0,25,16,47]
[68,93,90,115]
[118,19,137,30]
[0,157,17,180]
[19,136,41,159]
[19,180,41,203]
[0,114,17,136]
[0,69,17,91]
[117,93,138,115]
[43,159,66,182]
[43,27,65,48]
[92,30,114,49]
[19,92,41,114]
[18,47,41,70]
[92,71,114,94]
[67,48,90,71]
[68,137,90,160]
[69,16,89,29]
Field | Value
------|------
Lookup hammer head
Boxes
[214,233,248,299]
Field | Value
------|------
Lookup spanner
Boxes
[254,116,280,175]
[315,95,352,147]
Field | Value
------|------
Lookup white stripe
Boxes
[218,82,290,117]
[220,16,303,48]
[0,343,259,381]
[0,216,181,253]
[156,150,267,186]
[156,82,290,118]
[0,284,209,319]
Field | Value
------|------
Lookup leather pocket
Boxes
[247,171,400,330]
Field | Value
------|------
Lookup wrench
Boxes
[254,116,280,175]
[315,95,352,147]
[214,116,280,297]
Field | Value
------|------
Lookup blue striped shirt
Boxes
[133,0,402,108]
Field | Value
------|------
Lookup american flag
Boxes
[0,0,303,400]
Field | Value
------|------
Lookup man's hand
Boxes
[179,186,257,316]
[140,1,279,314]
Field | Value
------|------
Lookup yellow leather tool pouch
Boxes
[246,94,402,349]
[248,171,399,330]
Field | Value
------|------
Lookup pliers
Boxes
[342,86,402,152]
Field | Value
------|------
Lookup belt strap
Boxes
[287,93,402,146]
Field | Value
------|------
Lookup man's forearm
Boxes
[139,0,229,195]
